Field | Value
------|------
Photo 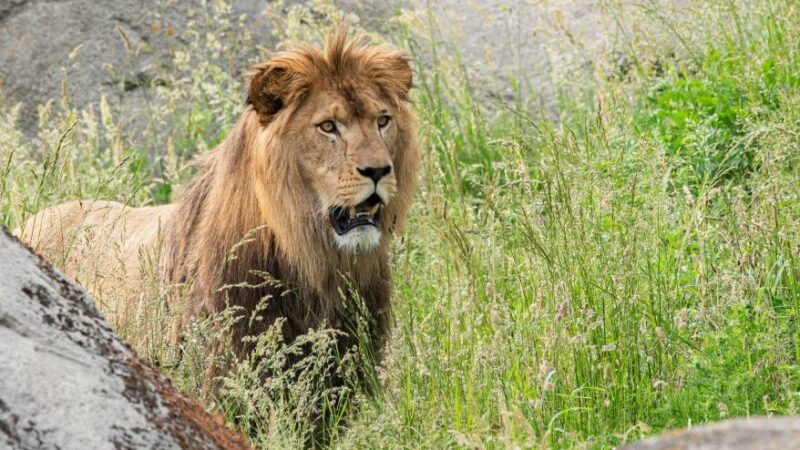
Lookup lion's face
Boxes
[290,87,400,252]
[247,34,417,255]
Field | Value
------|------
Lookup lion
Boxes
[19,29,419,365]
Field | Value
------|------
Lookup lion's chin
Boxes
[333,226,382,253]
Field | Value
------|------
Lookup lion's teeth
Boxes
[349,206,357,217]
[369,204,380,215]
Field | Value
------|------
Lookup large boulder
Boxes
[624,416,800,450]
[0,227,250,450]
[0,0,682,134]
[0,0,276,132]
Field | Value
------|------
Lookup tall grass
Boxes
[2,0,800,448]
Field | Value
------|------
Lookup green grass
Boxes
[3,0,800,448]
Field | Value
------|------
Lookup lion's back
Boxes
[18,200,176,322]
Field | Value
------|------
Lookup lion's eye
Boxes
[377,115,391,128]
[318,120,337,134]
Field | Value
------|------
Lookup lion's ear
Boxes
[372,52,413,101]
[247,63,293,123]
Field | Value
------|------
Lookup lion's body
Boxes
[19,30,419,361]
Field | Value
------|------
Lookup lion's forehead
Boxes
[310,82,385,121]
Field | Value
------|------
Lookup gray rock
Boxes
[0,0,683,135]
[0,227,249,450]
[624,417,800,450]
[0,0,275,133]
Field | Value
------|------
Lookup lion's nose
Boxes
[357,165,392,184]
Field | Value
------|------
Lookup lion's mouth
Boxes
[330,193,383,236]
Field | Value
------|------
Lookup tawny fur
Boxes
[20,29,419,360]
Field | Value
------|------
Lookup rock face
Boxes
[0,227,250,450]
[0,0,681,133]
[624,417,800,450]
[0,0,275,132]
